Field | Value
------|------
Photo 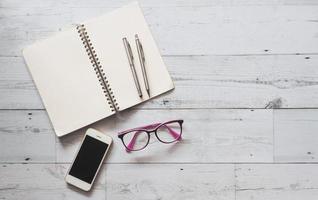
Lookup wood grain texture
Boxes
[274,109,318,162]
[0,164,106,200]
[0,163,235,200]
[2,163,318,200]
[56,109,273,163]
[236,164,318,200]
[4,108,318,164]
[0,190,105,200]
[0,110,55,163]
[0,109,274,163]
[1,0,318,199]
[3,0,318,8]
[1,2,318,56]
[1,54,318,109]
[1,0,318,109]
[106,164,235,200]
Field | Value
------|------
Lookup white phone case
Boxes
[65,128,112,191]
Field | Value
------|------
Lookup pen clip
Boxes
[135,34,145,62]
[139,42,145,62]
[127,42,134,62]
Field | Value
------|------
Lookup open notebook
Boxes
[23,2,174,137]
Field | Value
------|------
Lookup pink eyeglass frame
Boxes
[117,120,183,152]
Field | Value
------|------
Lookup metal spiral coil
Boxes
[76,24,119,112]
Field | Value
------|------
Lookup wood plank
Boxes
[0,110,55,162]
[2,164,318,200]
[236,164,318,200]
[0,109,273,163]
[4,109,318,164]
[106,164,235,200]
[3,163,318,200]
[1,54,318,109]
[1,4,318,56]
[0,163,235,200]
[274,109,318,162]
[0,190,105,200]
[0,57,43,109]
[2,0,318,8]
[56,109,273,163]
[0,163,106,199]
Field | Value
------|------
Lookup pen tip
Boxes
[147,89,150,97]
[135,34,138,39]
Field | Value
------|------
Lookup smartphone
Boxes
[65,128,112,191]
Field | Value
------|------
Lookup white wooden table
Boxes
[1,0,318,199]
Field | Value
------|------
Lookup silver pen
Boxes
[135,34,150,96]
[123,37,143,98]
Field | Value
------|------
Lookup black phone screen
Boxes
[69,135,109,183]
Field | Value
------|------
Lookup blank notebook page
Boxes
[84,2,174,110]
[23,29,113,137]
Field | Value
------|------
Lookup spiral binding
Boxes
[76,24,119,112]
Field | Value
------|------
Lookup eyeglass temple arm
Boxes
[126,123,181,152]
[126,130,141,152]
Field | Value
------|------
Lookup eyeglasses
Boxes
[118,120,183,152]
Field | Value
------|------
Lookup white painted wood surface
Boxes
[1,2,318,56]
[2,55,318,109]
[2,164,318,200]
[274,109,318,162]
[1,0,318,199]
[0,164,106,200]
[236,164,318,200]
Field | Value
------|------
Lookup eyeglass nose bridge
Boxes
[145,130,159,143]
[148,132,159,145]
